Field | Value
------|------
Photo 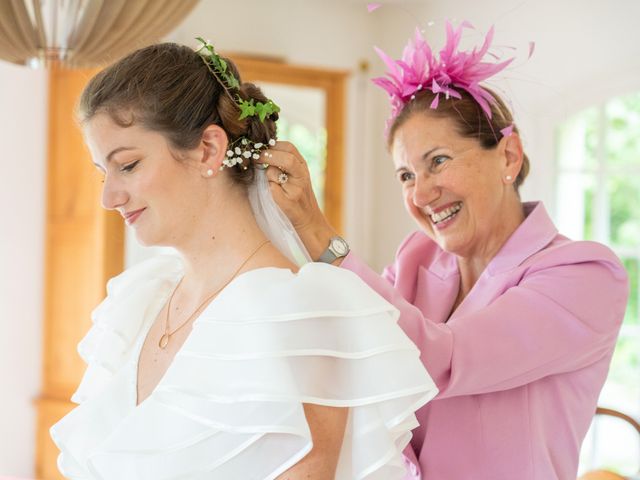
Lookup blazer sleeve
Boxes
[340,242,629,399]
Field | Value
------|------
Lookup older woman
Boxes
[261,23,629,480]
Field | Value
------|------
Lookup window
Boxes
[257,82,328,211]
[556,92,640,475]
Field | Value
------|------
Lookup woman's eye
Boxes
[121,160,140,172]
[398,171,415,183]
[432,155,448,167]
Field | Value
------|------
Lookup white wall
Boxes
[0,62,47,477]
[2,0,640,476]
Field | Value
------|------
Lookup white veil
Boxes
[248,169,312,267]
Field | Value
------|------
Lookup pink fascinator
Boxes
[372,20,514,129]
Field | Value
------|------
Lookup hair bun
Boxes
[212,57,278,186]
[238,83,279,118]
[234,81,278,141]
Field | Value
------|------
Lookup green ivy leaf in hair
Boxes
[195,37,240,91]
[238,98,256,120]
[256,101,280,121]
[195,37,279,123]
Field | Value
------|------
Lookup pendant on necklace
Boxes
[159,334,170,349]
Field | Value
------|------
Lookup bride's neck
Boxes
[174,184,268,297]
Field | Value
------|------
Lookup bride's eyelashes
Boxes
[121,160,141,173]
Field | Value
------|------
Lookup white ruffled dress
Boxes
[50,255,437,479]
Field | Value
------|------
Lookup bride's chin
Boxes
[132,230,156,248]
[135,231,178,250]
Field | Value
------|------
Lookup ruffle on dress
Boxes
[50,255,437,479]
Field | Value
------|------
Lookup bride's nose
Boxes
[101,175,129,211]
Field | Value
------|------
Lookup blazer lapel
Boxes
[415,249,460,324]
[448,202,559,320]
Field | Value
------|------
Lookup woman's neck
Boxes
[172,184,269,300]
[455,199,525,300]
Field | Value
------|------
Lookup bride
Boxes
[49,39,437,479]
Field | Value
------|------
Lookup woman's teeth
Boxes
[430,202,462,224]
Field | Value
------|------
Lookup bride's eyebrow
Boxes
[106,146,138,162]
[92,146,138,171]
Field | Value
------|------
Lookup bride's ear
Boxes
[199,124,228,177]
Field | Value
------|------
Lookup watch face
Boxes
[330,237,349,256]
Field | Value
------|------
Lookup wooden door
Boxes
[35,66,124,480]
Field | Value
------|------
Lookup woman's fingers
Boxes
[256,141,320,229]
[259,141,308,179]
[264,166,303,202]
[258,140,338,260]
[264,165,285,186]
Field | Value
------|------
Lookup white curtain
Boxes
[0,0,199,67]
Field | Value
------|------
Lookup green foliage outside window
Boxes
[276,116,327,211]
[558,91,640,476]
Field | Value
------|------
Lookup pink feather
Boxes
[373,46,401,79]
[372,20,518,130]
[501,124,514,137]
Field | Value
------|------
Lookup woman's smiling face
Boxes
[391,112,521,259]
[85,112,204,247]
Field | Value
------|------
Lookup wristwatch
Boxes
[318,235,350,263]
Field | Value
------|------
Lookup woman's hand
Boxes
[260,141,340,261]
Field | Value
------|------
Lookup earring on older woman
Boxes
[206,169,214,177]
[505,175,513,181]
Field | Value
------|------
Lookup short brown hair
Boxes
[79,42,277,186]
[387,88,530,190]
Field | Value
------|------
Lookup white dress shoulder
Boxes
[50,255,437,479]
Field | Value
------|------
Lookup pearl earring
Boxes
[206,169,214,177]
[505,175,513,181]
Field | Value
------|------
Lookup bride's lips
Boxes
[123,208,146,225]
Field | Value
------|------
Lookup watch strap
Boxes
[317,236,349,264]
[318,248,338,263]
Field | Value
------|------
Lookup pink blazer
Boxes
[342,202,629,480]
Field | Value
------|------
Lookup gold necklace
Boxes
[158,239,270,349]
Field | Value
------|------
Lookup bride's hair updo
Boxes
[79,42,278,187]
